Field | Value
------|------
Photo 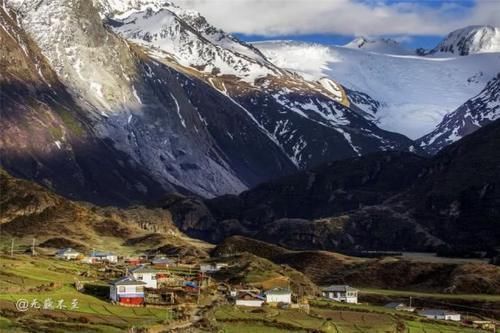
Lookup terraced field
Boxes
[213,302,489,333]
[0,255,172,332]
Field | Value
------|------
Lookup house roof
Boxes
[419,309,459,316]
[91,251,115,257]
[57,248,80,255]
[265,288,292,295]
[237,292,265,301]
[152,258,175,264]
[131,266,158,274]
[385,302,406,308]
[321,285,358,292]
[110,277,147,286]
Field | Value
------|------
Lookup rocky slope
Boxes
[403,119,500,251]
[1,0,417,204]
[418,73,500,154]
[0,167,203,254]
[107,2,418,168]
[0,2,178,205]
[214,236,500,294]
[166,120,500,253]
[1,0,296,203]
[427,25,500,56]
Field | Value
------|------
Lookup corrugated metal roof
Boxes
[321,285,358,292]
[110,277,147,286]
[265,288,291,295]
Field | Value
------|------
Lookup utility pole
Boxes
[197,271,203,305]
[10,238,14,257]
[31,238,36,256]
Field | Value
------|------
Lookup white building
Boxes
[418,309,461,321]
[88,251,118,263]
[131,266,158,289]
[55,248,81,260]
[235,291,265,307]
[384,302,415,312]
[265,288,292,304]
[109,277,146,305]
[321,285,358,304]
[200,262,228,273]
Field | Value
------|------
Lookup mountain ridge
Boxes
[165,119,500,253]
[427,25,500,56]
[1,0,419,205]
[418,73,500,154]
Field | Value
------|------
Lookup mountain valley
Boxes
[1,0,500,254]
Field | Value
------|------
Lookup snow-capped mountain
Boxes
[254,39,500,139]
[110,6,278,82]
[418,73,500,154]
[104,3,418,165]
[0,0,416,205]
[428,25,500,56]
[344,37,412,55]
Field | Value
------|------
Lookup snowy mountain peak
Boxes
[418,73,500,154]
[344,36,410,55]
[430,25,500,56]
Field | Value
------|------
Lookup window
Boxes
[119,286,125,293]
[136,286,144,292]
[136,275,143,280]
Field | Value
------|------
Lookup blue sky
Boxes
[235,33,444,50]
[180,0,500,49]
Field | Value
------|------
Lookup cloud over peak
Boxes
[177,0,500,37]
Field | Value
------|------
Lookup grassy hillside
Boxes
[214,236,500,295]
[0,255,173,332]
[0,168,208,256]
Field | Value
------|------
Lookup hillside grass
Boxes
[215,300,488,333]
[0,255,171,332]
[361,287,500,301]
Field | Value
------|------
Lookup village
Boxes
[50,247,498,332]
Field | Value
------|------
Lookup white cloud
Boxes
[175,0,500,36]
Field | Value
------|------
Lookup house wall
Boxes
[323,291,358,304]
[110,286,118,301]
[119,297,144,305]
[236,299,264,307]
[106,255,118,263]
[116,285,145,299]
[266,294,291,304]
[445,314,461,321]
[133,272,157,289]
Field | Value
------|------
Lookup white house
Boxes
[384,302,415,312]
[235,291,265,307]
[151,257,176,267]
[418,309,461,321]
[265,288,292,304]
[55,248,81,260]
[200,262,229,273]
[321,285,358,304]
[88,251,118,263]
[109,277,146,305]
[131,266,158,289]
